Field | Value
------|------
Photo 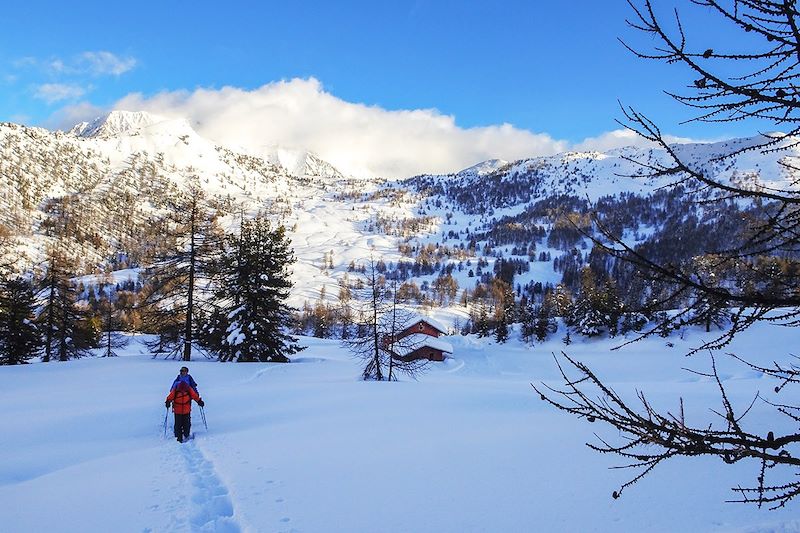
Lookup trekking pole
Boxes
[199,405,208,431]
[163,407,169,439]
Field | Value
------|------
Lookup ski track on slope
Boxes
[180,440,242,533]
[244,365,281,383]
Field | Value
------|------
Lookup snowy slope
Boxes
[3,112,800,314]
[0,113,400,306]
[70,110,169,138]
[414,134,800,206]
[1,323,798,532]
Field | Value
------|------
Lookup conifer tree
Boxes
[548,284,574,323]
[139,184,221,360]
[345,258,390,380]
[0,277,41,364]
[97,294,129,357]
[211,216,303,362]
[311,287,332,338]
[519,296,537,344]
[36,246,93,361]
[474,302,491,338]
[685,256,729,332]
[338,274,354,339]
[493,281,515,343]
[598,279,624,337]
[534,302,557,342]
[571,268,605,337]
[344,258,426,381]
[538,0,800,507]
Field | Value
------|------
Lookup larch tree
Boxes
[139,183,222,361]
[344,258,427,381]
[536,0,800,508]
[97,292,129,358]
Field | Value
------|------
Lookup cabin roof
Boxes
[390,333,453,356]
[401,314,448,334]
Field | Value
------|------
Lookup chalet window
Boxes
[418,323,424,331]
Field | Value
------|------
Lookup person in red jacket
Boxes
[165,380,204,442]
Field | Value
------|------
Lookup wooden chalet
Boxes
[388,316,453,362]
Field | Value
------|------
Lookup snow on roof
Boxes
[391,333,453,356]
[402,314,448,334]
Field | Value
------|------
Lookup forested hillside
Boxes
[1,111,797,363]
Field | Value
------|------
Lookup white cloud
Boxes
[46,101,105,128]
[80,51,137,76]
[49,78,710,178]
[9,113,31,124]
[14,51,137,77]
[12,57,37,69]
[34,83,86,104]
[48,59,69,74]
[574,128,705,152]
[92,78,565,178]
[573,129,650,152]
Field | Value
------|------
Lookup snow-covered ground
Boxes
[2,324,799,532]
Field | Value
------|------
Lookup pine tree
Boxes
[493,281,515,343]
[338,275,354,339]
[534,302,557,342]
[494,314,509,343]
[519,297,537,343]
[687,292,729,332]
[571,268,605,337]
[0,277,41,364]
[474,302,491,338]
[211,216,303,362]
[548,284,574,323]
[36,247,94,361]
[598,279,624,337]
[686,256,729,332]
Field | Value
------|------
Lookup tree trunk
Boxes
[371,270,382,381]
[43,275,54,362]
[183,202,197,362]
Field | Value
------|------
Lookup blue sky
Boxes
[0,1,755,176]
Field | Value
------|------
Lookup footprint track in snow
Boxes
[180,441,242,533]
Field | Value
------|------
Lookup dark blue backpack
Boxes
[171,374,198,394]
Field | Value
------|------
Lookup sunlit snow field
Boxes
[1,323,799,532]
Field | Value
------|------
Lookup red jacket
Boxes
[166,382,201,414]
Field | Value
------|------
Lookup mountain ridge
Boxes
[2,113,797,311]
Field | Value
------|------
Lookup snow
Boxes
[401,314,449,334]
[457,158,510,177]
[72,110,169,138]
[2,323,799,532]
[392,332,454,355]
[5,113,800,530]
[6,113,799,315]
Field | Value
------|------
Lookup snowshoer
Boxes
[165,380,204,443]
[171,366,198,394]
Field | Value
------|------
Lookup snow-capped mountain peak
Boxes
[259,145,346,179]
[69,110,170,138]
[458,159,510,177]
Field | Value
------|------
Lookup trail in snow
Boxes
[180,441,241,533]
